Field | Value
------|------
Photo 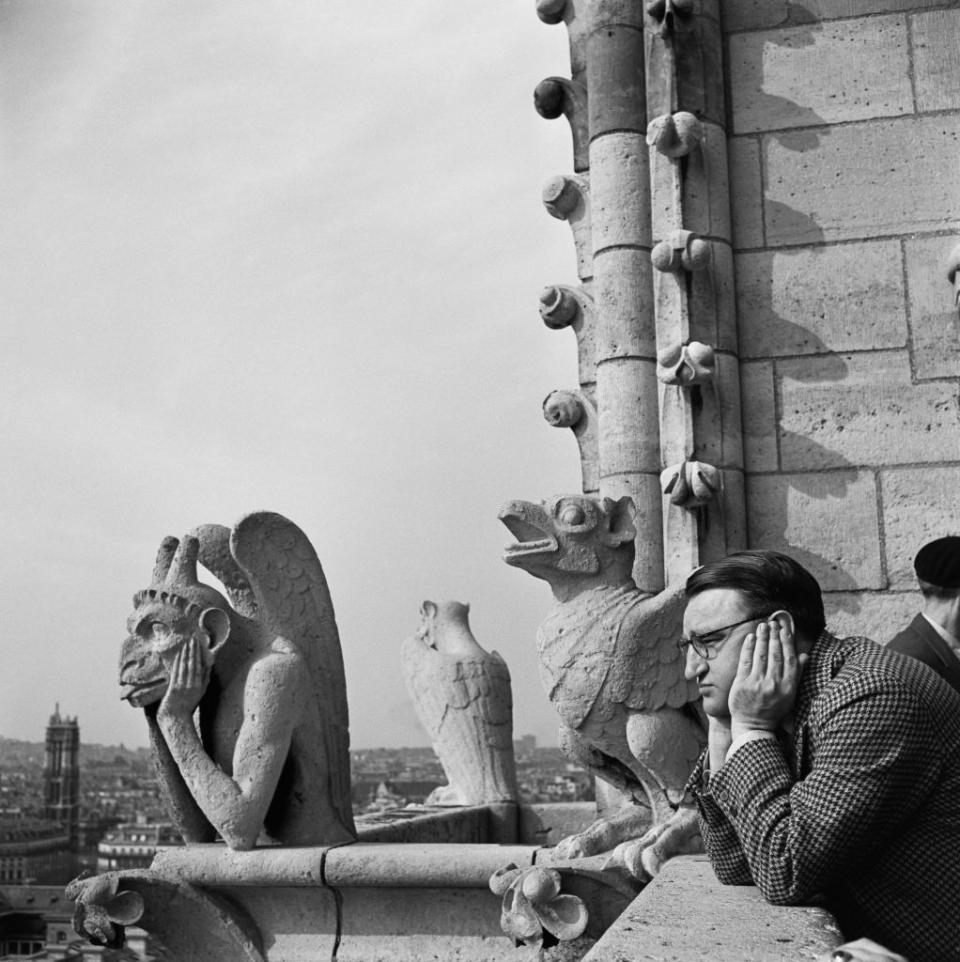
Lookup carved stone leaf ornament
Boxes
[68,869,265,961]
[646,111,702,158]
[651,229,711,274]
[67,872,144,948]
[656,341,715,386]
[660,460,722,507]
[490,864,588,955]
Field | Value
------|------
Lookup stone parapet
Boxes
[580,855,841,962]
[140,838,641,962]
[152,841,541,889]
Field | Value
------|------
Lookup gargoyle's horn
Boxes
[152,536,180,586]
[167,535,201,588]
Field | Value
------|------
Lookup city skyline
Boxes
[1,1,579,750]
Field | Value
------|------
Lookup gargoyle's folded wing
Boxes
[230,511,354,838]
[606,581,699,712]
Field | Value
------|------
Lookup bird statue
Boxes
[401,600,518,805]
[498,494,705,877]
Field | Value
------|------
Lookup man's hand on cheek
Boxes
[728,620,805,741]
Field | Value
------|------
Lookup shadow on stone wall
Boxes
[748,433,863,615]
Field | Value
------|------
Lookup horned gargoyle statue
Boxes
[117,511,356,849]
[498,494,705,878]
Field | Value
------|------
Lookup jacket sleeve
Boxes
[708,684,943,905]
[686,749,753,885]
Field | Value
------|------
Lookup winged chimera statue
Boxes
[499,494,705,876]
[118,511,356,849]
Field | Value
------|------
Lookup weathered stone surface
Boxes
[356,805,491,844]
[692,240,737,353]
[153,842,539,888]
[118,513,355,850]
[69,870,267,962]
[498,495,705,869]
[586,19,645,136]
[590,133,650,252]
[593,249,656,357]
[401,601,518,806]
[778,351,960,469]
[826,590,921,644]
[222,885,508,962]
[519,803,598,848]
[220,886,337,962]
[692,467,748,563]
[646,16,725,125]
[728,136,764,250]
[736,241,907,357]
[746,470,884,589]
[150,843,625,961]
[581,855,840,962]
[724,0,948,32]
[690,352,745,469]
[595,358,660,471]
[765,115,960,246]
[650,122,731,244]
[905,235,960,380]
[740,360,778,472]
[882,466,960,588]
[913,9,960,112]
[600,472,664,593]
[730,16,911,133]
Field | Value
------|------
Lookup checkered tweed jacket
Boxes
[688,631,960,962]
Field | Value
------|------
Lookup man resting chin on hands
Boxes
[681,551,960,962]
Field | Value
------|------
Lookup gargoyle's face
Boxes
[118,600,200,707]
[498,495,636,584]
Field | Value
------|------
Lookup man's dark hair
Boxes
[918,579,960,601]
[685,550,826,640]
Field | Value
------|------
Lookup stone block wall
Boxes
[724,1,960,640]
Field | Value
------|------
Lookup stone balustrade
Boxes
[103,807,842,962]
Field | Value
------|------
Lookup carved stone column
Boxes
[587,1,661,591]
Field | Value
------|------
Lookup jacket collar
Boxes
[789,630,848,773]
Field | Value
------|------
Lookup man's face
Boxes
[682,587,766,718]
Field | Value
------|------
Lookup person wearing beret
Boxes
[887,536,960,694]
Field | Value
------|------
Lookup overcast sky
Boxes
[0,1,596,750]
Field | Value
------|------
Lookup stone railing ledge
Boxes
[581,855,843,962]
[151,841,541,889]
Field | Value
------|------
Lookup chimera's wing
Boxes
[230,512,354,835]
[606,582,698,711]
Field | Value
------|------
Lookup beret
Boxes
[915,536,960,589]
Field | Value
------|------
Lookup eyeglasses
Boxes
[678,615,769,660]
